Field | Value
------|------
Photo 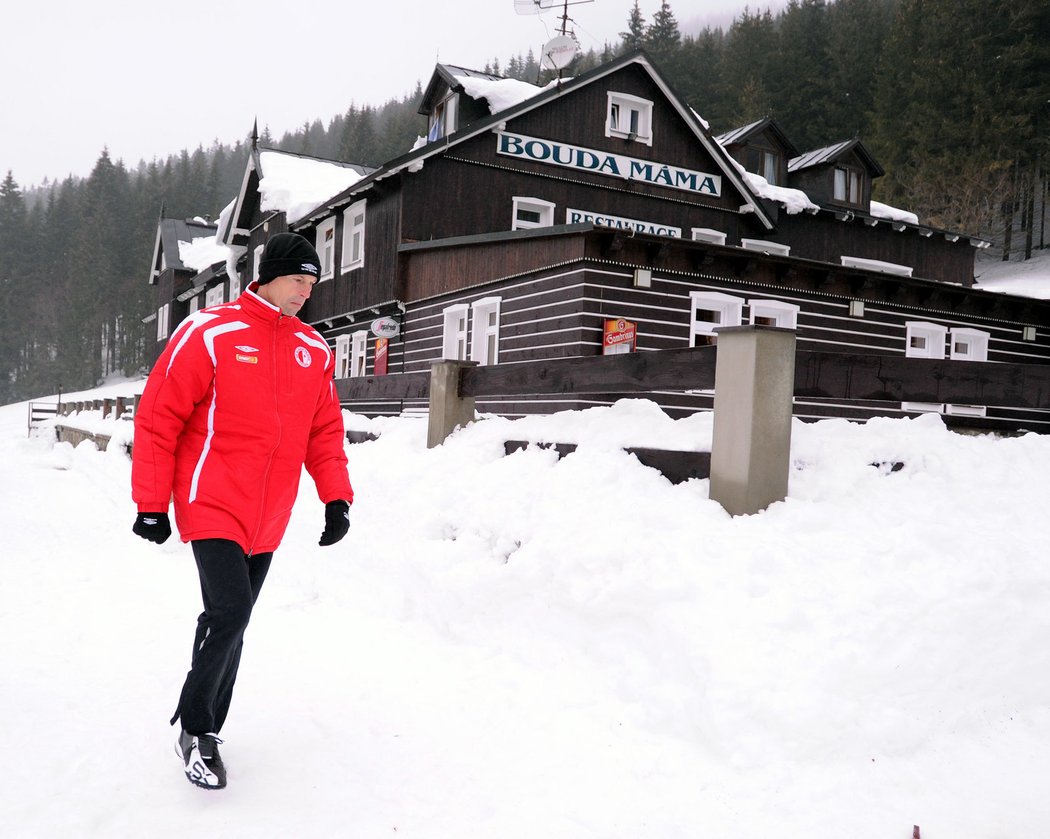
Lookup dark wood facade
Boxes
[148,50,1046,430]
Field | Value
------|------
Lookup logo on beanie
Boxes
[302,263,319,275]
[294,346,312,368]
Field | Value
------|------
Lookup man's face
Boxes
[257,273,317,316]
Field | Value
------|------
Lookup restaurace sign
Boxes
[497,131,722,198]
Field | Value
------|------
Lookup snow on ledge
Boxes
[870,200,919,225]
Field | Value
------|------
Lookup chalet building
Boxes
[144,49,1050,431]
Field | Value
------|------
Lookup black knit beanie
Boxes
[257,232,322,285]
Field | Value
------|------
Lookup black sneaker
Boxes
[176,730,227,789]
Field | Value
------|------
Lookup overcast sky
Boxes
[1,1,776,190]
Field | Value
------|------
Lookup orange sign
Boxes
[602,318,637,355]
[374,337,388,375]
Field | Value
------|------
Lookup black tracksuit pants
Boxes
[171,539,273,735]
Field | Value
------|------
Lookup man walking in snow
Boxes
[131,232,354,790]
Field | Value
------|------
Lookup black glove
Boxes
[319,500,350,546]
[133,512,171,544]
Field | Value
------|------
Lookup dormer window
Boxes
[428,93,459,142]
[833,166,862,205]
[761,151,778,184]
[606,92,653,145]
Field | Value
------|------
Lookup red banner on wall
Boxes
[374,338,389,375]
[602,318,637,355]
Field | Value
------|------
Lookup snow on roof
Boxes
[258,150,365,225]
[453,73,560,115]
[869,200,919,225]
[178,234,230,273]
[721,150,818,215]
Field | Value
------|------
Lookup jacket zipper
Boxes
[247,317,284,555]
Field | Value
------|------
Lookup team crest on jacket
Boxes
[294,346,312,368]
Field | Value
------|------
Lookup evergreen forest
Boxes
[0,0,1046,403]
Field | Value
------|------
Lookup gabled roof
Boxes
[148,217,216,285]
[715,117,800,158]
[788,138,885,177]
[419,63,503,114]
[219,146,376,247]
[294,49,775,231]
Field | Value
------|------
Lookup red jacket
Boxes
[132,285,353,554]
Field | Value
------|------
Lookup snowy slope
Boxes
[3,371,1050,837]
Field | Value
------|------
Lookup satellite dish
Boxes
[514,0,556,15]
[540,34,577,70]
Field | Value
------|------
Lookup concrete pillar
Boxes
[427,360,478,448]
[709,325,796,516]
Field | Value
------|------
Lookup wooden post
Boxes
[709,325,796,516]
[427,360,478,448]
[102,398,113,418]
[115,396,127,419]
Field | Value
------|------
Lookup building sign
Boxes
[374,338,389,376]
[603,318,637,355]
[567,208,681,237]
[371,316,400,339]
[497,131,722,197]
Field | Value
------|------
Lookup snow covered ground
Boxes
[3,250,1050,838]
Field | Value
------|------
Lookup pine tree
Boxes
[645,1,682,66]
[620,1,646,51]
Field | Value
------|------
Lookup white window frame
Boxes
[428,93,459,141]
[512,196,555,231]
[334,334,351,379]
[341,200,366,271]
[749,299,799,330]
[442,304,469,360]
[157,303,170,341]
[905,321,947,359]
[188,295,201,315]
[350,330,368,377]
[606,91,653,145]
[691,228,727,246]
[689,291,742,346]
[761,150,778,184]
[834,167,862,204]
[316,217,336,281]
[228,268,241,301]
[740,238,791,256]
[205,284,224,308]
[949,328,989,361]
[470,297,502,366]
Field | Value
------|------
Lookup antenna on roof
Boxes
[250,119,259,150]
[516,0,591,76]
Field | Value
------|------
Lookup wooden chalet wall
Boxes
[371,227,1050,428]
[399,62,765,248]
[773,211,976,286]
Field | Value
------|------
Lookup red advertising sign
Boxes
[602,318,637,355]
[374,337,389,376]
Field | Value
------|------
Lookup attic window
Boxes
[606,92,653,146]
[833,167,862,205]
[428,93,459,142]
